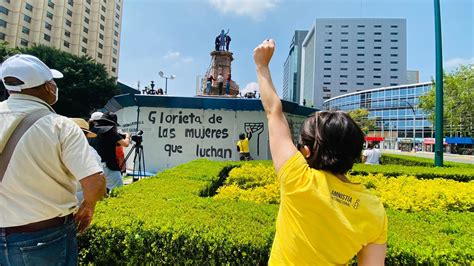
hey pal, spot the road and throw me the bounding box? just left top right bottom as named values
left=382, top=150, right=474, bottom=164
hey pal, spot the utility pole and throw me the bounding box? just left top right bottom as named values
left=434, top=0, right=444, bottom=166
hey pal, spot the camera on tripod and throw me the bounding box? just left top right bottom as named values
left=131, top=130, right=144, bottom=144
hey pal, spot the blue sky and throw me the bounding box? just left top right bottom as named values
left=118, top=0, right=473, bottom=96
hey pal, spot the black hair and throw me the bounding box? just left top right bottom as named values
left=299, top=111, right=365, bottom=174
left=239, top=133, right=245, bottom=140
left=367, top=142, right=376, bottom=149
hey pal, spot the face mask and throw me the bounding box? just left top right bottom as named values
left=49, top=83, right=59, bottom=105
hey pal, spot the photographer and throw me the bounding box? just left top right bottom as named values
left=94, top=112, right=130, bottom=191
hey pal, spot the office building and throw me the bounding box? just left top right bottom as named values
left=283, top=30, right=308, bottom=103
left=301, top=18, right=407, bottom=109
left=407, top=70, right=420, bottom=84
left=0, top=0, right=123, bottom=77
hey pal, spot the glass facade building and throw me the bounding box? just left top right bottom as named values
left=283, top=30, right=308, bottom=103
left=323, top=82, right=433, bottom=150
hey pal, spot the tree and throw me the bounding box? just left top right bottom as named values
left=419, top=65, right=474, bottom=136
left=347, top=109, right=375, bottom=134
left=0, top=43, right=119, bottom=117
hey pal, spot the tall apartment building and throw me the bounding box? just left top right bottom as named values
left=0, top=0, right=123, bottom=77
left=283, top=30, right=308, bottom=103
left=300, top=18, right=407, bottom=109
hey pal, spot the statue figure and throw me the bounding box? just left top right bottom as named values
left=215, top=29, right=230, bottom=51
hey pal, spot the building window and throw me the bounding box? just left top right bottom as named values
left=98, top=43, right=103, bottom=49
left=390, top=32, right=398, bottom=35
left=374, top=83, right=381, bottom=86
left=324, top=60, right=331, bottom=63
left=86, top=0, right=91, bottom=4
left=82, top=47, right=87, bottom=53
left=84, top=17, right=89, bottom=24
left=374, top=75, right=381, bottom=78
left=324, top=46, right=332, bottom=49
left=101, top=15, right=105, bottom=21
left=325, top=25, right=332, bottom=28
left=22, top=26, right=30, bottom=35
left=98, top=52, right=103, bottom=59
left=114, top=30, right=119, bottom=37
left=390, top=76, right=398, bottom=79
left=374, top=61, right=381, bottom=64
left=68, top=0, right=73, bottom=7
left=357, top=39, right=364, bottom=42
left=391, top=47, right=398, bottom=50
left=46, top=11, right=53, bottom=19
left=341, top=32, right=348, bottom=35
left=25, top=3, right=33, bottom=12
left=99, top=24, right=105, bottom=31
left=45, top=22, right=52, bottom=30
left=341, top=53, right=348, bottom=56
left=341, top=46, right=348, bottom=49
left=391, top=25, right=398, bottom=28
left=356, top=75, right=364, bottom=78
left=341, top=25, right=348, bottom=28
left=20, top=39, right=28, bottom=46
left=48, top=0, right=54, bottom=9
left=357, top=83, right=364, bottom=86
left=115, top=13, right=120, bottom=19
left=390, top=54, right=398, bottom=57
left=82, top=37, right=88, bottom=44
left=324, top=53, right=332, bottom=56
left=391, top=39, right=398, bottom=43
left=357, top=60, right=364, bottom=63
left=357, top=68, right=364, bottom=71
left=115, top=21, right=119, bottom=28
left=64, top=40, right=70, bottom=48
left=390, top=83, right=398, bottom=86
left=323, top=75, right=331, bottom=78
left=43, top=33, right=51, bottom=41
left=373, top=68, right=381, bottom=71
left=0, top=32, right=5, bottom=40
left=357, top=32, right=364, bottom=35
left=326, top=32, right=333, bottom=35
left=324, top=67, right=331, bottom=70
left=374, top=54, right=381, bottom=57
left=85, top=7, right=90, bottom=14
left=340, top=89, right=348, bottom=92
left=66, top=9, right=72, bottom=16
left=64, top=30, right=70, bottom=37
left=340, top=75, right=348, bottom=78
left=111, top=67, right=116, bottom=73
left=341, top=39, right=348, bottom=42
left=340, top=60, right=348, bottom=63
left=0, top=6, right=9, bottom=15
left=357, top=46, right=364, bottom=49
left=325, top=39, right=332, bottom=42
left=83, top=27, right=88, bottom=33
left=340, top=67, right=348, bottom=71
left=116, top=3, right=121, bottom=10
left=374, top=39, right=382, bottom=42
left=340, top=82, right=348, bottom=85
left=0, top=19, right=7, bottom=28
left=101, top=5, right=106, bottom=12
left=357, top=53, right=364, bottom=56
left=113, top=48, right=117, bottom=55
left=323, top=87, right=331, bottom=92
left=374, top=46, right=381, bottom=49
left=374, top=32, right=382, bottom=35
left=99, top=33, right=104, bottom=40
left=357, top=25, right=365, bottom=28
left=112, top=58, right=117, bottom=63
left=390, top=68, right=398, bottom=71
left=65, top=19, right=71, bottom=27
left=374, top=25, right=382, bottom=28
left=323, top=82, right=331, bottom=85
left=24, top=14, right=31, bottom=23
left=390, top=61, right=398, bottom=64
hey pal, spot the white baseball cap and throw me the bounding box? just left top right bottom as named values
left=90, top=111, right=104, bottom=121
left=0, top=54, right=63, bottom=91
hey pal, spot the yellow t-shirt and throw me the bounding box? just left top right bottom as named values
left=237, top=138, right=249, bottom=153
left=269, top=152, right=387, bottom=265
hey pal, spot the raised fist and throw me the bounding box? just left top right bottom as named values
left=253, top=39, right=275, bottom=68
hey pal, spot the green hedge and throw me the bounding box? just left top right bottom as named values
left=381, top=153, right=474, bottom=168
left=78, top=160, right=473, bottom=264
left=351, top=164, right=474, bottom=182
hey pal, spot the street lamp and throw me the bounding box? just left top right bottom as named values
left=401, top=100, right=416, bottom=152
left=159, top=71, right=176, bottom=95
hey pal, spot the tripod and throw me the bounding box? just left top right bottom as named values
left=122, top=139, right=146, bottom=182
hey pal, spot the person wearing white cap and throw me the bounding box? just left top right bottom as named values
left=0, top=54, right=106, bottom=265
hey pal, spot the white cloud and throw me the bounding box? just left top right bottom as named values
left=444, top=57, right=474, bottom=69
left=208, top=0, right=278, bottom=20
left=163, top=50, right=194, bottom=64
left=240, top=82, right=259, bottom=94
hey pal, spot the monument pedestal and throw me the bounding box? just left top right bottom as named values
left=203, top=51, right=239, bottom=96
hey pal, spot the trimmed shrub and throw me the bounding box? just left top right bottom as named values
left=78, top=159, right=474, bottom=264
left=381, top=153, right=474, bottom=168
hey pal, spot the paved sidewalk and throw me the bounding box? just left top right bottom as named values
left=382, top=149, right=474, bottom=164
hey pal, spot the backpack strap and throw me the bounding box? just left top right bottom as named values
left=0, top=109, right=52, bottom=182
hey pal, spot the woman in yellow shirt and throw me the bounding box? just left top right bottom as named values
left=254, top=39, right=387, bottom=265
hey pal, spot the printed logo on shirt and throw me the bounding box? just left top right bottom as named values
left=331, top=190, right=356, bottom=207
left=352, top=199, right=361, bottom=209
